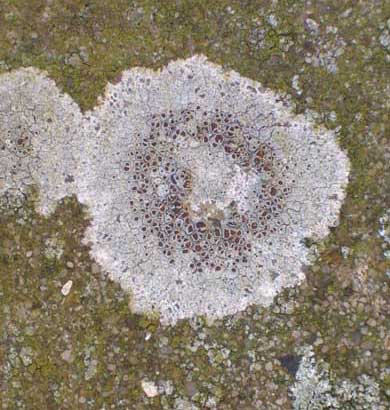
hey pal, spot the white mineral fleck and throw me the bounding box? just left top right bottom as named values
left=304, top=18, right=319, bottom=35
left=19, top=347, right=33, bottom=367
left=292, top=74, right=303, bottom=95
left=142, top=380, right=159, bottom=397
left=61, top=280, right=73, bottom=296
left=61, top=349, right=73, bottom=363
left=380, top=30, right=390, bottom=51
left=267, top=14, right=278, bottom=28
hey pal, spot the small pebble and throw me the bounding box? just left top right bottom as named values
left=61, top=280, right=73, bottom=296
left=141, top=380, right=159, bottom=397
left=61, top=349, right=73, bottom=363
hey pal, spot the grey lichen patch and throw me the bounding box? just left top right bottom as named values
left=302, top=20, right=346, bottom=74
left=379, top=19, right=390, bottom=53
left=0, top=55, right=350, bottom=325
left=82, top=56, right=350, bottom=324
left=378, top=209, right=390, bottom=259
left=0, top=67, right=83, bottom=214
left=291, top=346, right=383, bottom=410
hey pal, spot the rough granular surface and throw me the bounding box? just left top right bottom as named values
left=0, top=56, right=350, bottom=324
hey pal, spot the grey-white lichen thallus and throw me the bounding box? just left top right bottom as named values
left=291, top=346, right=382, bottom=409
left=0, top=67, right=83, bottom=214
left=0, top=56, right=350, bottom=325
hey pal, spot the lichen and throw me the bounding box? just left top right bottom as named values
left=82, top=56, right=350, bottom=324
left=378, top=209, right=390, bottom=259
left=291, top=346, right=383, bottom=410
left=0, top=67, right=83, bottom=214
left=0, top=56, right=349, bottom=325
